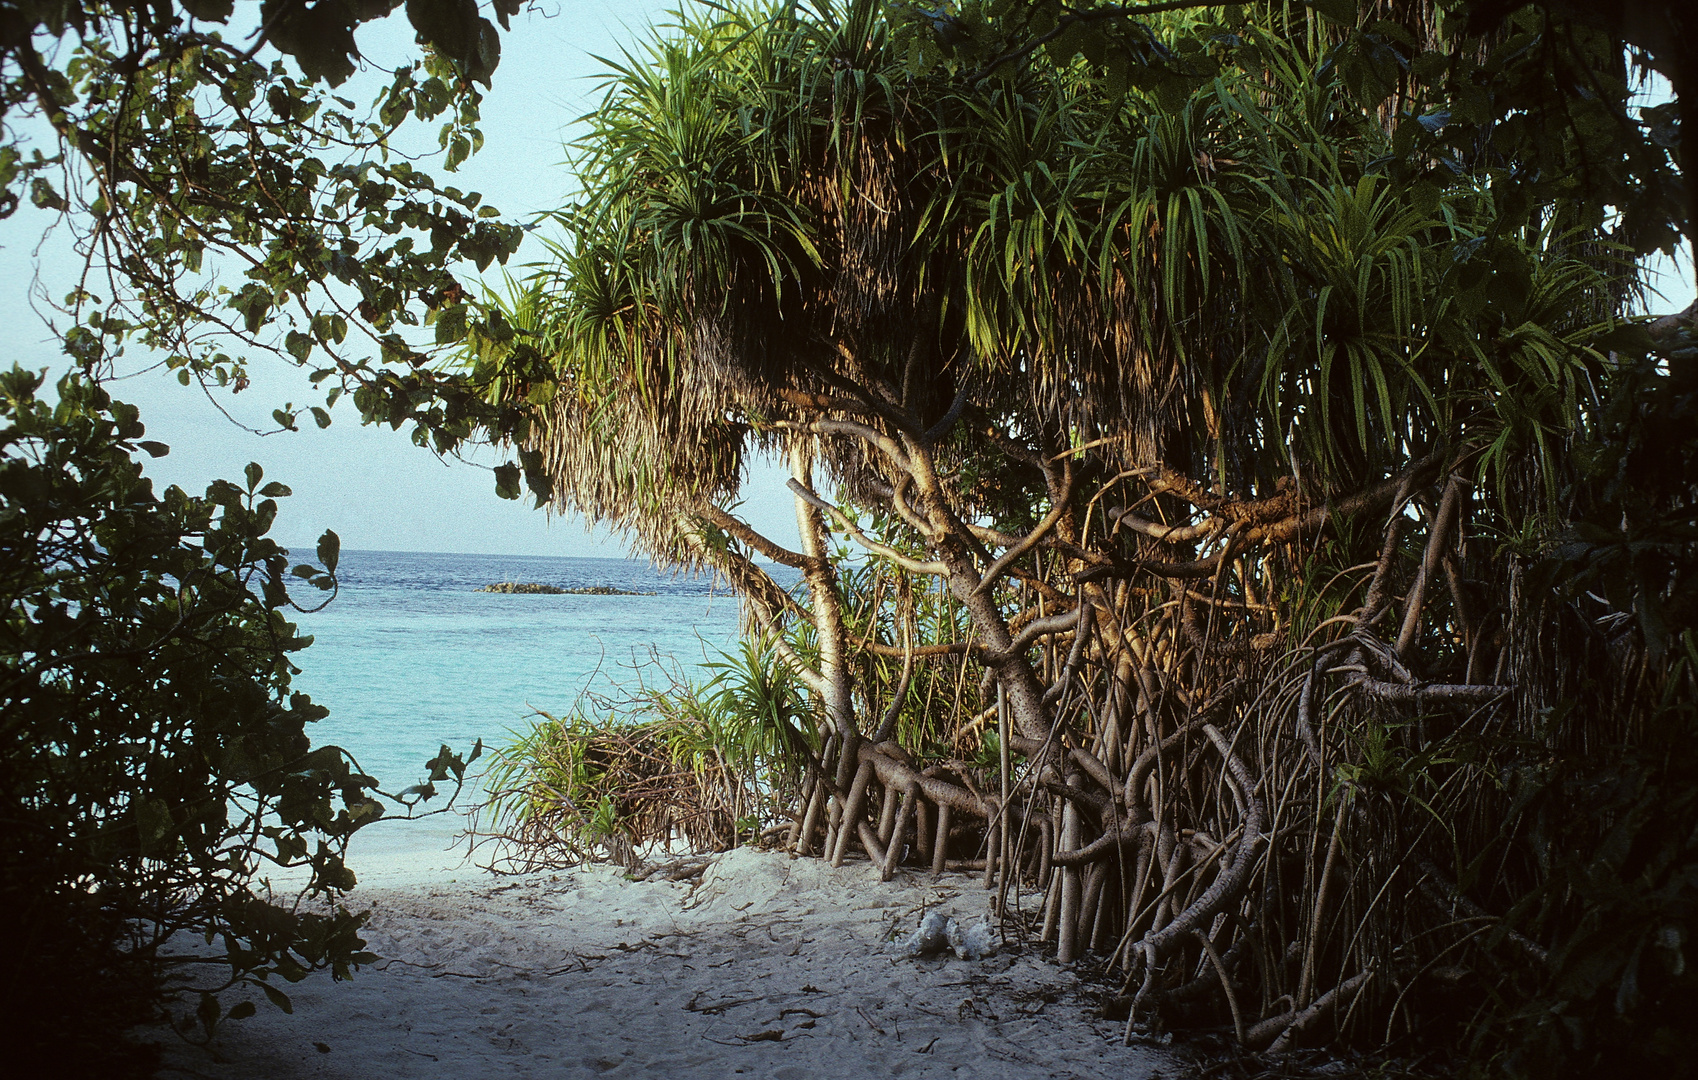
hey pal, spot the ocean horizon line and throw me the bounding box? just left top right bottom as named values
left=273, top=544, right=791, bottom=574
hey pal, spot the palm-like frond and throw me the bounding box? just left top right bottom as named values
left=476, top=4, right=1665, bottom=1059
left=479, top=2, right=1628, bottom=554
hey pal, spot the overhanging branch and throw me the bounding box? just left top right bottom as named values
left=785, top=478, right=948, bottom=576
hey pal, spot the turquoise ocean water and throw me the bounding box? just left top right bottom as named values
left=287, top=549, right=784, bottom=870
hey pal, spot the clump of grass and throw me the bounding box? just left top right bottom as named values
left=473, top=638, right=816, bottom=873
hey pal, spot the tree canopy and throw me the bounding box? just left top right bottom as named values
left=891, top=0, right=1692, bottom=262
left=482, top=2, right=1696, bottom=1072
left=1, top=0, right=545, bottom=459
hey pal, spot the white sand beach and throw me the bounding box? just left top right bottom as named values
left=154, top=846, right=1178, bottom=1079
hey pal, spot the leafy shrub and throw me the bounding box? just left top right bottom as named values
left=1498, top=666, right=1698, bottom=1079
left=1480, top=348, right=1698, bottom=1078
left=478, top=637, right=815, bottom=870
left=0, top=368, right=473, bottom=1070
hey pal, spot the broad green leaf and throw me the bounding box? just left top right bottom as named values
left=316, top=529, right=341, bottom=574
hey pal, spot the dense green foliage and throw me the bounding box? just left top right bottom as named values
left=0, top=1, right=515, bottom=1065
left=1489, top=344, right=1698, bottom=1077
left=505, top=0, right=1640, bottom=555
left=486, top=2, right=1696, bottom=1075
left=889, top=0, right=1691, bottom=259
left=0, top=367, right=477, bottom=1068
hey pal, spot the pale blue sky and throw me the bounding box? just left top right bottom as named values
left=0, top=1, right=804, bottom=559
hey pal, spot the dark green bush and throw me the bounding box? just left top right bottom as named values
left=0, top=367, right=470, bottom=1071
left=1478, top=347, right=1698, bottom=1079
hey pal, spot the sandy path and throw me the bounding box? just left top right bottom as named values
left=156, top=849, right=1176, bottom=1079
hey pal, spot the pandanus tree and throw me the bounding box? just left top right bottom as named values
left=480, top=0, right=1687, bottom=1066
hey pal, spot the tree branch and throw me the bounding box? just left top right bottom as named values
left=785, top=478, right=949, bottom=576
left=973, top=467, right=1074, bottom=595
left=1349, top=676, right=1512, bottom=705
left=697, top=503, right=818, bottom=571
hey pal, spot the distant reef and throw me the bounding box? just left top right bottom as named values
left=478, top=582, right=655, bottom=596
